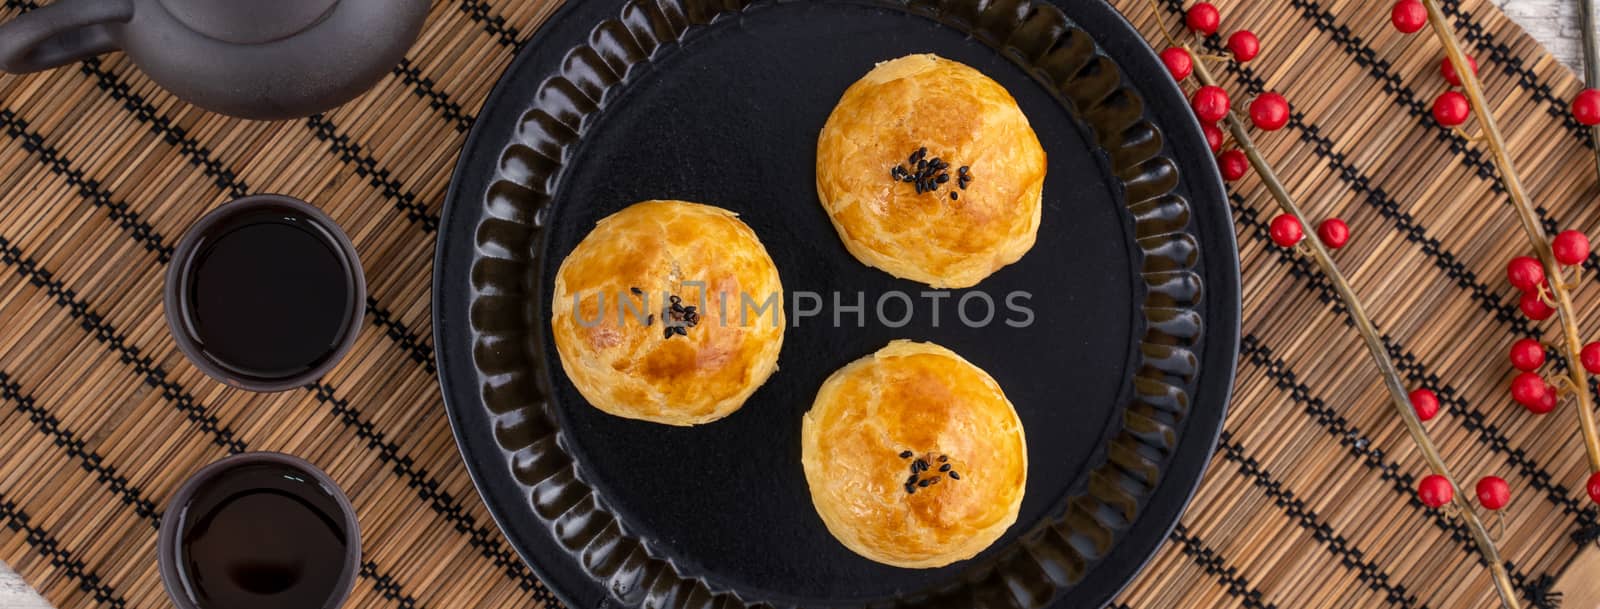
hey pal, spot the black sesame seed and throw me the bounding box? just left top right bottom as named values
left=899, top=451, right=914, bottom=459
left=663, top=325, right=673, bottom=339
left=936, top=174, right=949, bottom=184
left=910, top=463, right=920, bottom=474
left=905, top=485, right=916, bottom=494
left=916, top=159, right=927, bottom=171
left=950, top=192, right=958, bottom=200
left=674, top=326, right=688, bottom=336
left=918, top=479, right=931, bottom=487
left=939, top=464, right=951, bottom=472
left=670, top=295, right=681, bottom=304
left=948, top=471, right=960, bottom=480
left=938, top=455, right=948, bottom=463
left=907, top=473, right=918, bottom=484
left=646, top=314, right=654, bottom=326
left=630, top=287, right=643, bottom=295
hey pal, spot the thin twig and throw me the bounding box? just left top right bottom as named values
left=1580, top=0, right=1600, bottom=180
left=1189, top=48, right=1522, bottom=609
left=1418, top=0, right=1600, bottom=476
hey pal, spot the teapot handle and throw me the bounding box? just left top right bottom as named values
left=0, top=0, right=133, bottom=73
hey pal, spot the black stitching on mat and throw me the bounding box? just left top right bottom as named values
left=306, top=383, right=550, bottom=595
left=0, top=372, right=162, bottom=526
left=0, top=109, right=174, bottom=263
left=1240, top=335, right=1561, bottom=607
left=1174, top=0, right=1600, bottom=536
left=1168, top=523, right=1278, bottom=609
left=2, top=1, right=450, bottom=369
left=1217, top=432, right=1422, bottom=608
left=0, top=232, right=548, bottom=597
left=4, top=0, right=476, bottom=183
left=0, top=106, right=439, bottom=370
left=0, top=237, right=247, bottom=454
left=1204, top=86, right=1525, bottom=329
left=1435, top=0, right=1594, bottom=146
left=367, top=296, right=438, bottom=374
left=5, top=0, right=248, bottom=198
left=393, top=58, right=476, bottom=134
left=0, top=102, right=439, bottom=369
left=303, top=114, right=441, bottom=232
left=0, top=105, right=437, bottom=373
left=1277, top=0, right=1497, bottom=186
left=0, top=498, right=127, bottom=609
left=361, top=561, right=421, bottom=609
left=458, top=0, right=524, bottom=50
left=1258, top=0, right=1600, bottom=276
left=0, top=0, right=532, bottom=600
left=1240, top=335, right=1560, bottom=609
left=0, top=374, right=436, bottom=609
left=1233, top=201, right=1600, bottom=533
left=1158, top=1, right=1543, bottom=335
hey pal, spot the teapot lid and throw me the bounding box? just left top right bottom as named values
left=159, top=0, right=338, bottom=44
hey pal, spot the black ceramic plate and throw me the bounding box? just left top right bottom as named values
left=434, top=1, right=1239, bottom=608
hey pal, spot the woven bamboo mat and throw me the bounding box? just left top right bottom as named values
left=0, top=0, right=1594, bottom=607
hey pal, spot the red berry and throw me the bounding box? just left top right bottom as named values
left=1574, top=89, right=1600, bottom=126
left=1511, top=371, right=1549, bottom=407
left=1509, top=338, right=1545, bottom=371
left=1317, top=218, right=1349, bottom=249
left=1186, top=3, right=1221, bottom=35
left=1392, top=0, right=1428, bottom=34
left=1418, top=474, right=1453, bottom=508
left=1441, top=55, right=1478, bottom=87
left=1588, top=471, right=1600, bottom=504
left=1506, top=256, right=1545, bottom=292
left=1553, top=230, right=1590, bottom=265
left=1432, top=91, right=1470, bottom=127
left=1192, top=86, right=1231, bottom=123
left=1475, top=476, right=1510, bottom=510
left=1269, top=214, right=1304, bottom=247
left=1409, top=388, right=1439, bottom=421
left=1582, top=342, right=1600, bottom=374
left=1529, top=388, right=1558, bottom=414
left=1520, top=292, right=1555, bottom=320
left=1161, top=47, right=1194, bottom=81
left=1228, top=30, right=1260, bottom=62
left=1203, top=122, right=1224, bottom=153
left=1249, top=93, right=1290, bottom=131
left=1218, top=149, right=1249, bottom=181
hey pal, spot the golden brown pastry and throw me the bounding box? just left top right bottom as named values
left=801, top=340, right=1027, bottom=568
left=816, top=53, right=1046, bottom=289
left=550, top=200, right=785, bottom=426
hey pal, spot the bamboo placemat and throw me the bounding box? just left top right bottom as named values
left=0, top=0, right=1593, bottom=607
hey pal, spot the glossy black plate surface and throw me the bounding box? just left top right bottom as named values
left=434, top=1, right=1239, bottom=608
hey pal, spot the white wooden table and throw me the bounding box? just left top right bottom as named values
left=0, top=2, right=1582, bottom=608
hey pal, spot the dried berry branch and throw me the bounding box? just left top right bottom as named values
left=1184, top=47, right=1522, bottom=609
left=1581, top=0, right=1600, bottom=177
left=1413, top=0, right=1600, bottom=481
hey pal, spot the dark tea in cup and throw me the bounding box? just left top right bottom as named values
left=164, top=194, right=364, bottom=391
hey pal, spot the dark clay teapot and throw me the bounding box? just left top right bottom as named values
left=0, top=0, right=428, bottom=120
